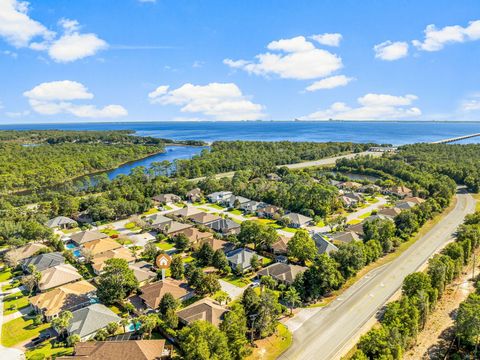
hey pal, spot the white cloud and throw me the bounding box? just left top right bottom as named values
left=5, top=110, right=29, bottom=118
left=24, top=80, right=127, bottom=118
left=300, top=93, right=421, bottom=120
left=306, top=75, right=353, bottom=91
left=0, top=0, right=54, bottom=47
left=149, top=82, right=265, bottom=121
left=310, top=33, right=342, bottom=47
left=461, top=93, right=480, bottom=112
left=0, top=3, right=106, bottom=62
left=48, top=31, right=107, bottom=63
left=374, top=41, right=408, bottom=61
left=413, top=20, right=480, bottom=51
left=224, top=35, right=342, bottom=80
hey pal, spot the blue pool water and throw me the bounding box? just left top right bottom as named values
left=65, top=243, right=76, bottom=250
left=128, top=322, right=141, bottom=332
left=73, top=249, right=82, bottom=257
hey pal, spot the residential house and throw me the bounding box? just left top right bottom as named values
left=65, top=304, right=121, bottom=341
left=387, top=185, right=413, bottom=198
left=91, top=247, right=136, bottom=274
left=266, top=173, right=282, bottom=181
left=256, top=205, right=281, bottom=219
left=188, top=212, right=222, bottom=226
left=30, top=280, right=96, bottom=321
left=56, top=340, right=170, bottom=360
left=377, top=207, right=402, bottom=219
left=240, top=200, right=266, bottom=213
left=270, top=236, right=291, bottom=255
left=329, top=231, right=360, bottom=244
left=146, top=214, right=172, bottom=228
left=194, top=237, right=235, bottom=253
left=404, top=196, right=425, bottom=204
left=175, top=227, right=214, bottom=248
left=257, top=263, right=307, bottom=285
left=226, top=195, right=250, bottom=208
left=129, top=261, right=157, bottom=286
left=186, top=188, right=203, bottom=203
left=156, top=220, right=193, bottom=237
left=138, top=279, right=193, bottom=310
left=206, top=218, right=241, bottom=235
left=152, top=194, right=181, bottom=204
left=168, top=206, right=202, bottom=219
left=177, top=298, right=228, bottom=327
left=340, top=192, right=364, bottom=208
left=23, top=252, right=65, bottom=272
left=38, top=264, right=83, bottom=292
left=4, top=243, right=48, bottom=266
left=45, top=216, right=77, bottom=229
left=226, top=248, right=264, bottom=273
left=83, top=238, right=122, bottom=257
left=282, top=212, right=313, bottom=228
left=395, top=201, right=416, bottom=210
left=70, top=231, right=108, bottom=247
left=312, top=233, right=339, bottom=255
left=359, top=184, right=382, bottom=194
left=364, top=214, right=394, bottom=222
left=338, top=181, right=363, bottom=190
left=207, top=191, right=232, bottom=203
left=346, top=222, right=365, bottom=238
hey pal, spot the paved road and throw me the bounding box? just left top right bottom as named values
left=189, top=151, right=383, bottom=181
left=280, top=189, right=476, bottom=360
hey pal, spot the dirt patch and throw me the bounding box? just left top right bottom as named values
left=403, top=258, right=477, bottom=360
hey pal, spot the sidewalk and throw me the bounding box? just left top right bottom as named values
left=0, top=280, right=25, bottom=359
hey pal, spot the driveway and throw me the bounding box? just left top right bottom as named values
left=218, top=279, right=248, bottom=300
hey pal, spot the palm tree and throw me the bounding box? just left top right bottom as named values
left=120, top=317, right=130, bottom=333
left=52, top=311, right=73, bottom=339
left=284, top=287, right=301, bottom=315
left=140, top=314, right=158, bottom=339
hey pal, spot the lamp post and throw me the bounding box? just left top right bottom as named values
left=249, top=314, right=258, bottom=346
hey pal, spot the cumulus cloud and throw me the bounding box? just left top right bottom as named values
left=24, top=80, right=127, bottom=118
left=0, top=2, right=107, bottom=62
left=460, top=94, right=480, bottom=112
left=305, top=75, right=354, bottom=91
left=224, top=35, right=342, bottom=80
left=374, top=41, right=408, bottom=61
left=148, top=82, right=265, bottom=121
left=413, top=20, right=480, bottom=51
left=300, top=93, right=421, bottom=120
left=0, top=0, right=54, bottom=47
left=310, top=33, right=342, bottom=47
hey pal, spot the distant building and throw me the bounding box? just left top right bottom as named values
left=188, top=212, right=222, bottom=225
left=45, top=216, right=77, bottom=229
left=207, top=191, right=233, bottom=203
left=226, top=248, right=264, bottom=273
left=257, top=263, right=307, bottom=285
left=70, top=231, right=108, bottom=246
left=177, top=298, right=228, bottom=327
left=386, top=185, right=413, bottom=198
left=329, top=231, right=361, bottom=244
left=312, top=233, right=338, bottom=255
left=152, top=194, right=181, bottom=204
left=206, top=218, right=241, bottom=235
left=256, top=204, right=281, bottom=219
left=5, top=243, right=48, bottom=266
left=186, top=188, right=203, bottom=203
left=282, top=212, right=313, bottom=228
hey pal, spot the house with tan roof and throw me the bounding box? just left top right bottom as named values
left=404, top=196, right=425, bottom=204
left=4, top=243, right=48, bottom=266
left=57, top=340, right=170, bottom=360
left=38, top=263, right=83, bottom=292
left=378, top=207, right=402, bottom=218
left=194, top=237, right=235, bottom=253
left=168, top=206, right=202, bottom=218
left=177, top=298, right=228, bottom=327
left=270, top=236, right=291, bottom=255
left=387, top=185, right=413, bottom=198
left=156, top=220, right=193, bottom=236
left=91, top=247, right=136, bottom=274
left=138, top=279, right=193, bottom=310
left=257, top=263, right=307, bottom=285
left=129, top=261, right=157, bottom=286
left=30, top=280, right=96, bottom=321
left=256, top=204, right=281, bottom=219
left=282, top=212, right=313, bottom=228
left=70, top=231, right=108, bottom=246
left=175, top=227, right=214, bottom=248
left=329, top=231, right=361, bottom=244
left=153, top=193, right=181, bottom=204
left=186, top=188, right=203, bottom=203
left=188, top=212, right=222, bottom=225
left=83, top=238, right=121, bottom=256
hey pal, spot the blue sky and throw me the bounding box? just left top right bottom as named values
left=0, top=0, right=479, bottom=123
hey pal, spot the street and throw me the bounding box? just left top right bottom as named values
left=280, top=189, right=476, bottom=360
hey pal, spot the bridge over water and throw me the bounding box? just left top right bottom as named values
left=431, top=133, right=480, bottom=144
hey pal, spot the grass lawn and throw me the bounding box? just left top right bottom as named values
left=222, top=274, right=251, bottom=288
left=474, top=193, right=480, bottom=211
left=155, top=241, right=175, bottom=251
left=183, top=256, right=195, bottom=263
left=0, top=268, right=13, bottom=282
left=1, top=316, right=50, bottom=347
left=60, top=227, right=80, bottom=234
left=368, top=197, right=380, bottom=204
left=174, top=202, right=186, bottom=208
left=116, top=237, right=133, bottom=246
left=208, top=203, right=225, bottom=210
left=359, top=211, right=372, bottom=219
left=101, top=228, right=120, bottom=236
left=347, top=219, right=362, bottom=225
left=247, top=324, right=292, bottom=360
left=231, top=218, right=243, bottom=224
left=163, top=205, right=173, bottom=211
left=2, top=279, right=20, bottom=292
left=281, top=227, right=298, bottom=233
left=142, top=208, right=159, bottom=216
left=197, top=207, right=211, bottom=212
left=262, top=257, right=274, bottom=266
left=124, top=222, right=141, bottom=231
left=108, top=304, right=123, bottom=315
left=26, top=340, right=73, bottom=360
left=228, top=209, right=243, bottom=215
left=3, top=291, right=29, bottom=315
left=316, top=219, right=326, bottom=227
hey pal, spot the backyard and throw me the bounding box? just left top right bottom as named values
left=1, top=316, right=50, bottom=347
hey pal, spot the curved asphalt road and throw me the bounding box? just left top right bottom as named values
left=280, top=188, right=476, bottom=360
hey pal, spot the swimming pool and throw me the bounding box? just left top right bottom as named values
left=65, top=242, right=76, bottom=250
left=127, top=322, right=141, bottom=332
left=73, top=249, right=82, bottom=257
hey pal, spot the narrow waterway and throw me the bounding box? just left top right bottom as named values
left=105, top=145, right=207, bottom=179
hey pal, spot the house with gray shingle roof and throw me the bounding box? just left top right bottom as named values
left=206, top=218, right=241, bottom=235
left=70, top=231, right=107, bottom=246
left=22, top=252, right=65, bottom=272
left=226, top=248, right=263, bottom=273
left=282, top=212, right=313, bottom=228
left=45, top=216, right=77, bottom=229
left=312, top=233, right=338, bottom=255
left=66, top=303, right=121, bottom=341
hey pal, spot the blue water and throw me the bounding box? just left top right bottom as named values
left=65, top=242, right=76, bottom=250
left=128, top=322, right=141, bottom=332
left=2, top=121, right=480, bottom=145
left=106, top=145, right=206, bottom=180
left=73, top=249, right=81, bottom=257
